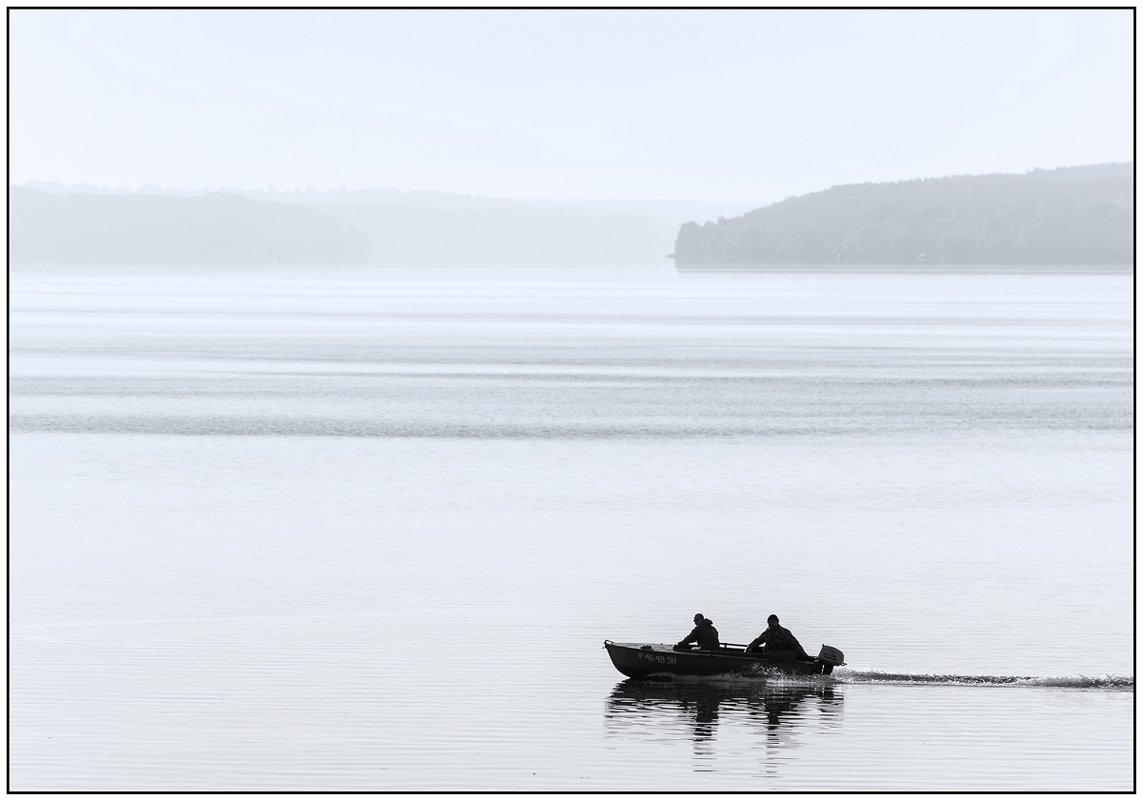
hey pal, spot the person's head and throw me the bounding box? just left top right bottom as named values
left=693, top=613, right=705, bottom=624
left=767, top=614, right=779, bottom=628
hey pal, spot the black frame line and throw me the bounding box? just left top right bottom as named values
left=6, top=3, right=1133, bottom=795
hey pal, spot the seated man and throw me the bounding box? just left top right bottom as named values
left=746, top=614, right=809, bottom=659
left=675, top=613, right=720, bottom=651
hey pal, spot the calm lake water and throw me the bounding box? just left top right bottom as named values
left=9, top=265, right=1134, bottom=791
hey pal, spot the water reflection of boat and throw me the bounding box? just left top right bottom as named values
left=604, top=640, right=844, bottom=678
left=605, top=678, right=843, bottom=754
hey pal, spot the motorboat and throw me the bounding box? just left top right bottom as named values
left=604, top=640, right=845, bottom=678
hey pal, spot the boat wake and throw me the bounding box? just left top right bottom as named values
left=654, top=669, right=1132, bottom=691
left=834, top=669, right=1133, bottom=690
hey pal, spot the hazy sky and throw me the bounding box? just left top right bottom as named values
left=9, top=9, right=1133, bottom=202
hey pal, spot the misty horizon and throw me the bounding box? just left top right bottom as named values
left=11, top=161, right=1132, bottom=268
left=11, top=158, right=1133, bottom=208
left=9, top=9, right=1132, bottom=202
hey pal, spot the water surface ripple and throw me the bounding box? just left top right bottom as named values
left=9, top=268, right=1133, bottom=791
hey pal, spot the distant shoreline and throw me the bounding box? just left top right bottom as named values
left=674, top=164, right=1133, bottom=268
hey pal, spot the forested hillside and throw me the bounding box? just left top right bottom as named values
left=674, top=164, right=1133, bottom=266
left=9, top=188, right=370, bottom=264
left=10, top=184, right=756, bottom=267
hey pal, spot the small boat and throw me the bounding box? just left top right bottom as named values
left=604, top=640, right=845, bottom=679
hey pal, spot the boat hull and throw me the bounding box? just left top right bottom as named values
left=604, top=641, right=836, bottom=678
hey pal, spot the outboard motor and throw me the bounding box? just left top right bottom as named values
left=817, top=645, right=845, bottom=668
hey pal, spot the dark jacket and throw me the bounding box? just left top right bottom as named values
left=748, top=624, right=808, bottom=658
left=677, top=618, right=720, bottom=650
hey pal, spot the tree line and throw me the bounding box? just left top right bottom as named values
left=674, top=163, right=1133, bottom=266
left=9, top=188, right=371, bottom=264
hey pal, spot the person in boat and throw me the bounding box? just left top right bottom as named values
left=745, top=614, right=809, bottom=660
left=675, top=613, right=720, bottom=651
